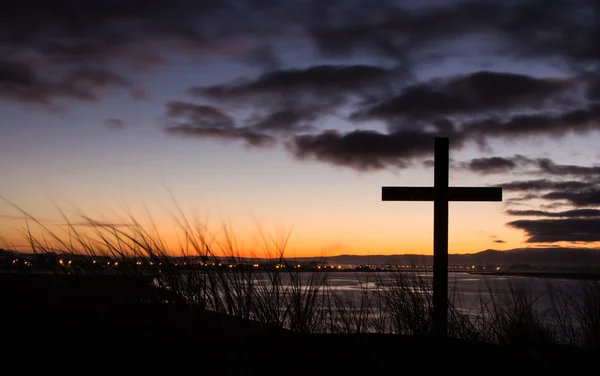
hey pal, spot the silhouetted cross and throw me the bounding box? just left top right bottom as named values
left=382, top=137, right=502, bottom=345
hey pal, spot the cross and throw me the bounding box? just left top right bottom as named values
left=382, top=137, right=502, bottom=345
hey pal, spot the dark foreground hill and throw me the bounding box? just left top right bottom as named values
left=1, top=273, right=598, bottom=374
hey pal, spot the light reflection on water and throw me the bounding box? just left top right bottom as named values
left=176, top=271, right=593, bottom=313
left=161, top=271, right=597, bottom=338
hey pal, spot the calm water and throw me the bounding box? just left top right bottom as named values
left=175, top=270, right=599, bottom=339
left=223, top=271, right=594, bottom=314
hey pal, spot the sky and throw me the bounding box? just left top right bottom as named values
left=1, top=0, right=600, bottom=257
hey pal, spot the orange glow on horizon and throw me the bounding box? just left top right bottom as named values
left=2, top=200, right=594, bottom=258
left=0, top=216, right=542, bottom=258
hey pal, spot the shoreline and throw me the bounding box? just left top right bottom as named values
left=3, top=267, right=600, bottom=280
left=468, top=270, right=600, bottom=281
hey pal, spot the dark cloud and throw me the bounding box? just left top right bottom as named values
left=458, top=155, right=535, bottom=174
left=540, top=202, right=569, bottom=210
left=462, top=157, right=517, bottom=175
left=0, top=0, right=288, bottom=105
left=287, top=101, right=600, bottom=170
left=3, top=0, right=599, bottom=107
left=244, top=105, right=322, bottom=133
left=589, top=76, right=600, bottom=101
left=308, top=2, right=502, bottom=59
left=288, top=128, right=463, bottom=171
left=164, top=100, right=274, bottom=147
left=163, top=99, right=313, bottom=144
left=462, top=104, right=600, bottom=141
left=500, top=163, right=600, bottom=228
left=284, top=0, right=599, bottom=172
left=104, top=118, right=125, bottom=131
left=185, top=64, right=398, bottom=136
left=0, top=60, right=132, bottom=106
left=507, top=218, right=600, bottom=243
left=506, top=209, right=600, bottom=218
left=1, top=1, right=242, bottom=61
left=309, top=0, right=600, bottom=66
left=542, top=190, right=600, bottom=207
left=166, top=125, right=275, bottom=147
left=493, top=240, right=507, bottom=244
left=506, top=194, right=540, bottom=203
left=352, top=71, right=571, bottom=122
left=507, top=2, right=600, bottom=65
left=166, top=101, right=235, bottom=129
left=470, top=158, right=600, bottom=215
left=241, top=44, right=282, bottom=71
left=501, top=179, right=593, bottom=192
left=188, top=65, right=597, bottom=171
left=189, top=64, right=394, bottom=102
left=537, top=158, right=600, bottom=177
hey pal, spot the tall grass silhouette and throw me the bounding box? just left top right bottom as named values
left=1, top=200, right=599, bottom=351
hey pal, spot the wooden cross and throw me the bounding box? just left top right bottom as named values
left=382, top=137, right=502, bottom=345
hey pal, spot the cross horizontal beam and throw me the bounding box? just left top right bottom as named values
left=382, top=186, right=502, bottom=202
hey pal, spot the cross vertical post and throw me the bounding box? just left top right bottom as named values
left=433, top=137, right=449, bottom=345
left=381, top=137, right=502, bottom=347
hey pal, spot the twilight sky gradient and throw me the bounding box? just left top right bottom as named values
left=2, top=0, right=600, bottom=257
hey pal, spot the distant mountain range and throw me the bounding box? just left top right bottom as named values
left=3, top=247, right=600, bottom=267
left=318, top=248, right=600, bottom=267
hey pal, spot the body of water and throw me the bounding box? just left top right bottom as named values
left=186, top=270, right=596, bottom=317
